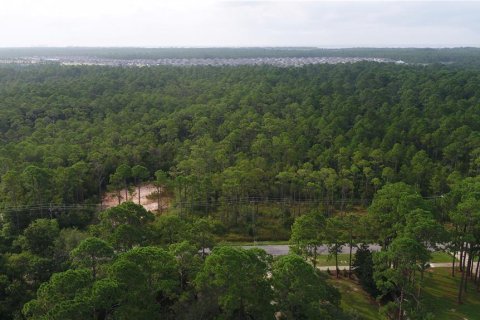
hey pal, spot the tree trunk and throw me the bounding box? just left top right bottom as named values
left=459, top=242, right=465, bottom=272
left=474, top=255, right=480, bottom=290
left=335, top=248, right=339, bottom=278
left=458, top=251, right=467, bottom=304
left=398, top=288, right=404, bottom=320
left=465, top=247, right=473, bottom=292
left=156, top=186, right=161, bottom=213
left=98, top=179, right=104, bottom=210
left=138, top=183, right=141, bottom=204
left=348, top=238, right=353, bottom=278
left=452, top=250, right=456, bottom=277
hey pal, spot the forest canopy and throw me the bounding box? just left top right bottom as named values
left=0, top=62, right=479, bottom=212
left=1, top=59, right=480, bottom=319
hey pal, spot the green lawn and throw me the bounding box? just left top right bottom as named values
left=329, top=267, right=480, bottom=320
left=316, top=252, right=455, bottom=267
left=328, top=277, right=379, bottom=320
left=422, top=267, right=480, bottom=320
left=430, top=252, right=457, bottom=263
left=316, top=254, right=351, bottom=267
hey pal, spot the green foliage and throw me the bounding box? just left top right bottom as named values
left=190, top=217, right=217, bottom=257
left=373, top=237, right=430, bottom=319
left=108, top=246, right=179, bottom=319
left=169, top=241, right=202, bottom=292
left=195, top=246, right=274, bottom=319
left=352, top=244, right=379, bottom=297
left=290, top=211, right=325, bottom=267
left=367, top=182, right=431, bottom=248
left=20, top=219, right=60, bottom=256
left=91, top=202, right=154, bottom=251
left=0, top=58, right=480, bottom=319
left=153, top=214, right=189, bottom=245
left=1, top=63, right=479, bottom=219
left=70, top=237, right=114, bottom=279
left=22, top=268, right=93, bottom=320
left=272, top=254, right=344, bottom=320
left=325, top=216, right=346, bottom=276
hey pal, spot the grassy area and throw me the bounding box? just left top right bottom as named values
left=422, top=267, right=480, bottom=320
left=328, top=277, right=379, bottom=320
left=430, top=252, right=457, bottom=263
left=317, top=254, right=351, bottom=267
left=316, top=252, right=455, bottom=267
left=329, top=267, right=480, bottom=320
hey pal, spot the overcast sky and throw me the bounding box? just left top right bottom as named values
left=0, top=0, right=479, bottom=48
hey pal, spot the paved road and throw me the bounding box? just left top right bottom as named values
left=242, top=244, right=382, bottom=256
left=238, top=245, right=470, bottom=272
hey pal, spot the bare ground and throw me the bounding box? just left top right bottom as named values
left=101, top=183, right=169, bottom=212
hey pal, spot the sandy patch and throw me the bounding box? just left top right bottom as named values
left=101, top=183, right=169, bottom=212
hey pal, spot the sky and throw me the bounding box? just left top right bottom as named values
left=0, top=0, right=479, bottom=48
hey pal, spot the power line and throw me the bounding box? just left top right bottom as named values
left=0, top=194, right=445, bottom=213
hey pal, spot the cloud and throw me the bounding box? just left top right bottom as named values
left=0, top=0, right=478, bottom=47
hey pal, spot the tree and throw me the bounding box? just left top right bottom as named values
left=195, top=246, right=274, bottom=319
left=108, top=171, right=123, bottom=204
left=107, top=246, right=179, bottom=319
left=70, top=237, right=114, bottom=279
left=353, top=244, right=379, bottom=297
left=3, top=251, right=54, bottom=319
left=21, top=219, right=60, bottom=257
left=168, top=241, right=202, bottom=291
left=0, top=170, right=24, bottom=207
left=271, top=254, right=344, bottom=320
left=91, top=202, right=154, bottom=251
left=403, top=209, right=445, bottom=250
left=131, top=165, right=149, bottom=204
left=22, top=269, right=94, bottom=320
left=343, top=213, right=361, bottom=277
left=290, top=211, right=325, bottom=268
left=446, top=176, right=480, bottom=303
left=367, top=182, right=430, bottom=249
left=325, top=216, right=345, bottom=278
left=154, top=169, right=169, bottom=213
left=153, top=214, right=188, bottom=245
left=111, top=164, right=132, bottom=202
left=21, top=165, right=53, bottom=206
left=190, top=217, right=216, bottom=258
left=410, top=151, right=433, bottom=192
left=374, top=237, right=430, bottom=320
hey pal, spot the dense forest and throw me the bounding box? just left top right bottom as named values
left=1, top=58, right=480, bottom=319
left=1, top=63, right=479, bottom=214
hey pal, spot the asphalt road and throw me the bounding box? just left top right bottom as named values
left=241, top=244, right=382, bottom=256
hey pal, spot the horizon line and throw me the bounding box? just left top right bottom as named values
left=0, top=46, right=479, bottom=49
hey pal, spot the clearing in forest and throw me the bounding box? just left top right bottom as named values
left=101, top=183, right=169, bottom=212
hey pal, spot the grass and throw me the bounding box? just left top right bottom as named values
left=317, top=254, right=351, bottom=267
left=430, top=251, right=457, bottom=263
left=316, top=252, right=455, bottom=268
left=327, top=276, right=379, bottom=320
left=329, top=267, right=480, bottom=320
left=422, top=267, right=480, bottom=320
